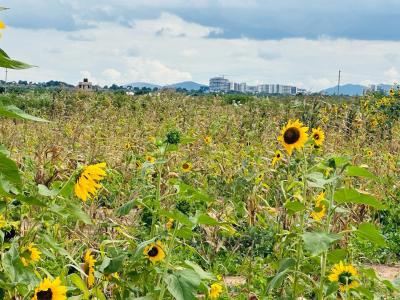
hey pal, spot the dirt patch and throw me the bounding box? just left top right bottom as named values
left=224, top=276, right=246, bottom=287
left=369, top=264, right=400, bottom=281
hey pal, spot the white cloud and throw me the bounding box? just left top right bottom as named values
left=3, top=12, right=400, bottom=91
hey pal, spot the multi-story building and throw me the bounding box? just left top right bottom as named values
left=209, top=77, right=230, bottom=93
left=77, top=78, right=93, bottom=91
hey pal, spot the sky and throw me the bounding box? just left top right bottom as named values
left=1, top=0, right=400, bottom=91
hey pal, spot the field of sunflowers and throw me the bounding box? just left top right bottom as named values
left=1, top=7, right=400, bottom=300
left=0, top=86, right=399, bottom=299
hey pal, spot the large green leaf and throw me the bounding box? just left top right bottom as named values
left=334, top=188, right=385, bottom=210
left=284, top=201, right=305, bottom=214
left=0, top=153, right=22, bottom=194
left=0, top=105, right=48, bottom=122
left=164, top=269, right=201, bottom=300
left=302, top=232, right=341, bottom=256
left=355, top=223, right=386, bottom=247
left=0, top=49, right=33, bottom=69
left=346, top=166, right=377, bottom=180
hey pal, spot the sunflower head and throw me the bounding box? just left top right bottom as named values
left=278, top=120, right=309, bottom=155
left=328, top=261, right=359, bottom=291
left=271, top=150, right=283, bottom=167
left=204, top=136, right=212, bottom=145
left=74, top=162, right=107, bottom=202
left=32, top=277, right=67, bottom=300
left=389, top=88, right=395, bottom=96
left=311, top=127, right=325, bottom=146
left=83, top=250, right=96, bottom=288
left=143, top=241, right=165, bottom=263
left=209, top=282, right=223, bottom=299
left=146, top=155, right=156, bottom=164
left=181, top=162, right=192, bottom=173
left=21, top=243, right=41, bottom=266
left=310, top=192, right=327, bottom=221
left=166, top=218, right=174, bottom=230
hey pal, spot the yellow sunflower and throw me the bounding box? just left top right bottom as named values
left=181, top=162, right=192, bottom=173
left=204, top=136, right=212, bottom=145
left=328, top=261, right=359, bottom=291
left=209, top=282, right=223, bottom=299
left=166, top=218, right=174, bottom=231
left=135, top=160, right=142, bottom=169
left=389, top=88, right=395, bottom=96
left=21, top=243, right=41, bottom=266
left=271, top=150, right=282, bottom=167
left=310, top=192, right=326, bottom=221
left=74, top=162, right=107, bottom=202
left=0, top=20, right=5, bottom=30
left=32, top=277, right=67, bottom=300
left=255, top=173, right=264, bottom=184
left=277, top=120, right=309, bottom=155
left=311, top=127, right=325, bottom=146
left=146, top=155, right=156, bottom=164
left=83, top=250, right=96, bottom=288
left=143, top=241, right=165, bottom=263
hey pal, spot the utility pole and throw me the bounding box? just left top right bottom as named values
left=336, top=70, right=341, bottom=96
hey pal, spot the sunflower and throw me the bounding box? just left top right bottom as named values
left=389, top=88, right=395, bottom=96
left=277, top=120, right=309, bottom=155
left=74, top=162, right=107, bottom=202
left=124, top=142, right=132, bottom=150
left=271, top=150, right=282, bottom=167
left=83, top=250, right=96, bottom=288
left=204, top=136, right=212, bottom=145
left=146, top=155, right=156, bottom=164
left=311, top=128, right=325, bottom=146
left=21, top=243, right=41, bottom=266
left=181, top=162, right=192, bottom=173
left=328, top=261, right=359, bottom=291
left=32, top=277, right=67, bottom=300
left=143, top=241, right=165, bottom=263
left=135, top=160, right=142, bottom=169
left=165, top=218, right=174, bottom=230
left=310, top=192, right=326, bottom=221
left=209, top=283, right=223, bottom=299
left=255, top=173, right=264, bottom=184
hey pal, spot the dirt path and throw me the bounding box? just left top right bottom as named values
left=369, top=264, right=400, bottom=281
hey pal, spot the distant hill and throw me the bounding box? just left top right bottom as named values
left=322, top=83, right=393, bottom=96
left=322, top=84, right=366, bottom=96
left=167, top=81, right=207, bottom=90
left=124, top=82, right=161, bottom=89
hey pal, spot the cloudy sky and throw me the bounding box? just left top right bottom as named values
left=1, top=0, right=400, bottom=90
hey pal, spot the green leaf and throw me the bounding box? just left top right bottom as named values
left=171, top=179, right=213, bottom=203
left=190, top=212, right=222, bottom=226
left=0, top=105, right=48, bottom=122
left=38, top=184, right=59, bottom=197
left=327, top=249, right=347, bottom=263
left=0, top=153, right=22, bottom=193
left=306, top=172, right=336, bottom=188
left=115, top=199, right=137, bottom=217
left=184, top=261, right=215, bottom=281
left=355, top=223, right=386, bottom=247
left=346, top=166, right=377, bottom=180
left=16, top=195, right=46, bottom=207
left=164, top=269, right=201, bottom=300
left=284, top=201, right=306, bottom=214
left=159, top=209, right=193, bottom=228
left=301, top=232, right=341, bottom=256
left=69, top=273, right=89, bottom=297
left=0, top=49, right=33, bottom=70
left=334, top=188, right=385, bottom=210
left=0, top=145, right=10, bottom=156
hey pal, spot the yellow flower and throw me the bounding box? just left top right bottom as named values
left=209, top=283, right=223, bottom=299
left=144, top=241, right=165, bottom=263
left=311, top=127, right=325, bottom=146
left=32, top=277, right=67, bottom=300
left=0, top=20, right=5, bottom=30
left=328, top=261, right=359, bottom=291
left=135, top=160, right=142, bottom=169
left=389, top=88, right=395, bottom=96
left=255, top=173, right=264, bottom=184
left=124, top=142, right=132, bottom=150
left=146, top=155, right=156, bottom=164
left=83, top=250, right=96, bottom=288
left=148, top=136, right=156, bottom=143
left=278, top=120, right=309, bottom=155
left=74, top=163, right=107, bottom=202
left=204, top=136, right=212, bottom=145
left=271, top=150, right=282, bottom=167
left=166, top=218, right=174, bottom=230
left=266, top=207, right=278, bottom=216
left=181, top=162, right=192, bottom=173
left=310, top=192, right=326, bottom=221
left=366, top=150, right=373, bottom=158
left=21, top=243, right=41, bottom=266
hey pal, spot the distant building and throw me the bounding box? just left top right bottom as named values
left=209, top=77, right=230, bottom=93
left=77, top=78, right=93, bottom=91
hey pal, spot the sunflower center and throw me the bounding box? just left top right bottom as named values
left=313, top=133, right=320, bottom=140
left=276, top=153, right=281, bottom=158
left=37, top=288, right=53, bottom=300
left=338, top=272, right=353, bottom=285
left=283, top=127, right=301, bottom=144
left=183, top=163, right=189, bottom=169
left=83, top=262, right=90, bottom=275
left=148, top=246, right=159, bottom=257
left=314, top=205, right=324, bottom=213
